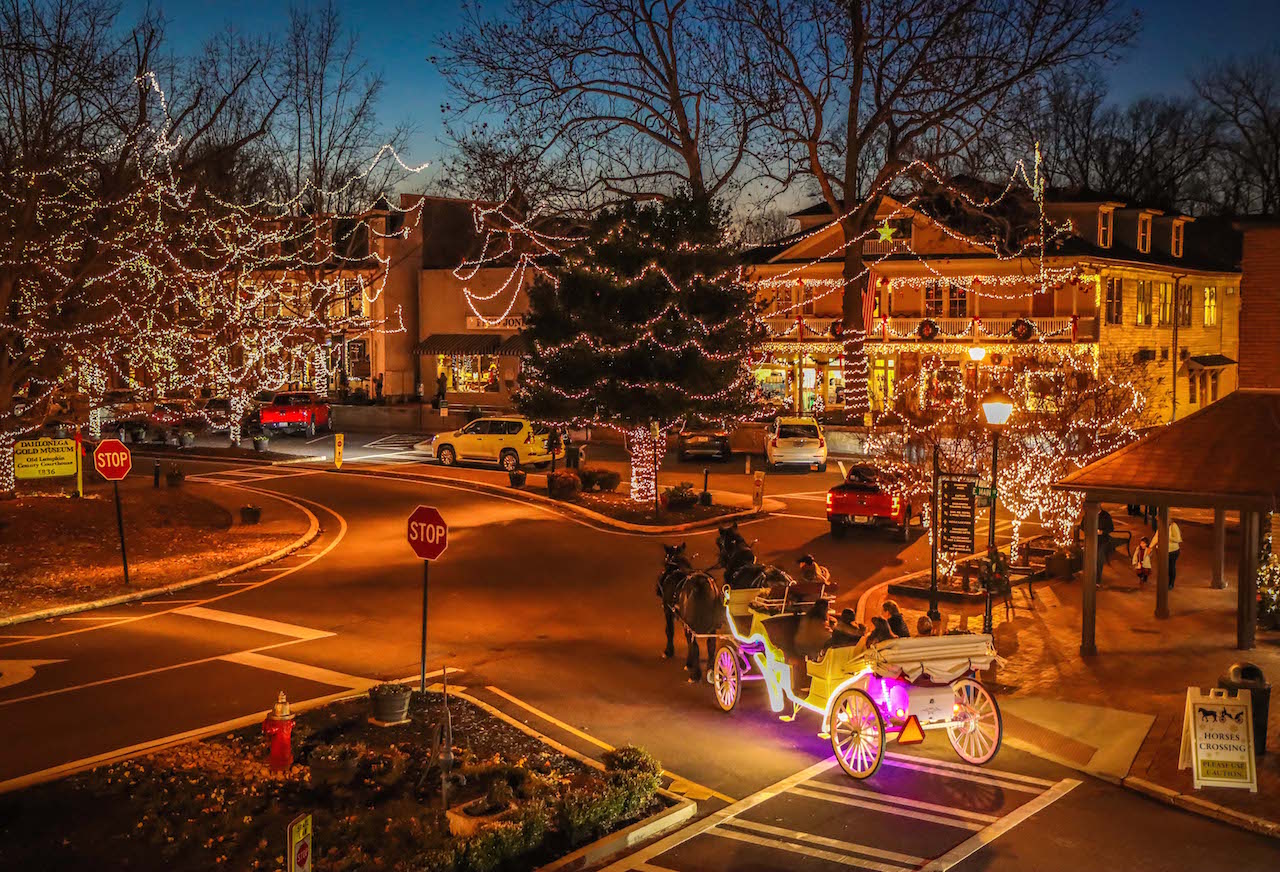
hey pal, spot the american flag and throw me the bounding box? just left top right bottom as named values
left=860, top=275, right=877, bottom=336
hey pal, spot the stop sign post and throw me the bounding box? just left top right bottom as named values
left=94, top=439, right=133, bottom=585
left=407, top=506, right=448, bottom=692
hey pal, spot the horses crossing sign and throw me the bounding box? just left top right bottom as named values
left=1179, top=686, right=1257, bottom=791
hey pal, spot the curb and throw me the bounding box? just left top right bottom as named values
left=0, top=484, right=321, bottom=628
left=1121, top=776, right=1280, bottom=840
left=132, top=448, right=324, bottom=467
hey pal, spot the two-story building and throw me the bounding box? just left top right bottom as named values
left=745, top=193, right=1241, bottom=422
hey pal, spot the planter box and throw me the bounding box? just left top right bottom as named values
left=239, top=505, right=262, bottom=525
left=369, top=687, right=412, bottom=725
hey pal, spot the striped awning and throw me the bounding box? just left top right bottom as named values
left=412, top=333, right=501, bottom=356
left=497, top=334, right=528, bottom=356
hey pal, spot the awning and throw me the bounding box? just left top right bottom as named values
left=497, top=334, right=528, bottom=356
left=412, top=333, right=500, bottom=356
left=1186, top=354, right=1237, bottom=369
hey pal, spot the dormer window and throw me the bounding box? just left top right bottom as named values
left=1098, top=209, right=1113, bottom=248
left=1172, top=221, right=1184, bottom=258
left=1137, top=214, right=1152, bottom=253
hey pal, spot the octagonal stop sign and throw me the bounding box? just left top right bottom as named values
left=407, top=505, right=448, bottom=560
left=93, top=438, right=132, bottom=481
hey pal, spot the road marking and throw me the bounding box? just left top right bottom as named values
left=175, top=606, right=334, bottom=640
left=800, top=779, right=1000, bottom=823
left=598, top=758, right=839, bottom=871
left=485, top=685, right=736, bottom=804
left=58, top=616, right=126, bottom=622
left=771, top=490, right=830, bottom=498
left=883, top=751, right=1057, bottom=788
left=635, top=864, right=682, bottom=872
left=710, top=827, right=908, bottom=871
left=0, top=659, right=64, bottom=690
left=725, top=818, right=924, bottom=866
left=220, top=651, right=373, bottom=688
left=919, top=779, right=1081, bottom=871
left=304, top=434, right=330, bottom=444
left=789, top=786, right=986, bottom=831
left=770, top=511, right=828, bottom=522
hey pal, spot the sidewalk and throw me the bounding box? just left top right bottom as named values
left=868, top=506, right=1280, bottom=833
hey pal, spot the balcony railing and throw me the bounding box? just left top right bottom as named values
left=762, top=316, right=841, bottom=338
left=877, top=316, right=1098, bottom=343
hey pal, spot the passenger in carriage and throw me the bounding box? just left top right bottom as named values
left=881, top=600, right=911, bottom=638
left=797, top=554, right=831, bottom=585
left=828, top=608, right=864, bottom=647
left=845, top=617, right=895, bottom=657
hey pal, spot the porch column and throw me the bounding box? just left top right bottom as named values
left=1081, top=500, right=1099, bottom=656
left=1211, top=507, right=1227, bottom=590
left=1238, top=511, right=1259, bottom=650
left=1155, top=505, right=1171, bottom=619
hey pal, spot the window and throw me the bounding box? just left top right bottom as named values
left=1105, top=277, right=1123, bottom=324
left=948, top=284, right=967, bottom=318
left=1135, top=280, right=1152, bottom=326
left=798, top=282, right=815, bottom=316
left=1172, top=221, right=1184, bottom=257
left=1138, top=214, right=1152, bottom=253
left=1211, top=371, right=1220, bottom=401
left=924, top=281, right=945, bottom=317
left=872, top=356, right=896, bottom=410
left=1157, top=282, right=1172, bottom=326
left=777, top=423, right=820, bottom=439
left=1188, top=373, right=1197, bottom=405
left=1204, top=287, right=1218, bottom=327
left=1098, top=210, right=1113, bottom=248
left=1177, top=284, right=1192, bottom=327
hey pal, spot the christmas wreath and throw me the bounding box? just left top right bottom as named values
left=1009, top=317, right=1036, bottom=342
left=917, top=319, right=940, bottom=341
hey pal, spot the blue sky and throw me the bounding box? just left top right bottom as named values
left=138, top=0, right=1277, bottom=173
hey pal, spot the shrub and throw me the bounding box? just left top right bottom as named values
left=460, top=801, right=550, bottom=872
left=663, top=482, right=698, bottom=510
left=547, top=470, right=581, bottom=500
left=557, top=748, right=661, bottom=847
left=592, top=468, right=621, bottom=492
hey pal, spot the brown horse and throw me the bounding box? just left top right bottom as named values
left=658, top=543, right=723, bottom=681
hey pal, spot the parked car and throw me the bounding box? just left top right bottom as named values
left=826, top=464, right=913, bottom=541
left=258, top=391, right=331, bottom=436
left=195, top=397, right=241, bottom=433
left=676, top=418, right=732, bottom=462
left=414, top=416, right=554, bottom=471
left=145, top=399, right=195, bottom=440
left=100, top=389, right=153, bottom=427
left=765, top=416, right=827, bottom=471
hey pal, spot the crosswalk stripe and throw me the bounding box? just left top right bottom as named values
left=883, top=752, right=1057, bottom=788
left=878, top=757, right=1048, bottom=793
left=710, top=827, right=911, bottom=871
left=725, top=818, right=923, bottom=866
left=800, top=780, right=1000, bottom=823
left=174, top=606, right=333, bottom=640
left=789, top=786, right=986, bottom=831
left=219, top=651, right=372, bottom=689
left=919, top=779, right=1081, bottom=871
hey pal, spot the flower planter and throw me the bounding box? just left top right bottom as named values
left=252, top=437, right=270, bottom=453
left=165, top=472, right=184, bottom=488
left=508, top=470, right=527, bottom=488
left=368, top=683, right=412, bottom=725
left=309, top=753, right=360, bottom=786
left=239, top=505, right=262, bottom=525
left=180, top=432, right=196, bottom=448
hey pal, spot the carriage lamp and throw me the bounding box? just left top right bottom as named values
left=967, top=344, right=987, bottom=362
left=981, top=389, right=1014, bottom=426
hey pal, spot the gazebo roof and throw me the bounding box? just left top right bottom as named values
left=1053, top=389, right=1280, bottom=510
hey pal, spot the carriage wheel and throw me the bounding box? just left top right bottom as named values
left=946, top=678, right=1003, bottom=765
left=829, top=688, right=885, bottom=779
left=712, top=645, right=741, bottom=712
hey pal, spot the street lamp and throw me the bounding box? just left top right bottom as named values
left=967, top=344, right=987, bottom=363
left=981, top=388, right=1013, bottom=634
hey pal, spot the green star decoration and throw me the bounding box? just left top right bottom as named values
left=876, top=222, right=897, bottom=243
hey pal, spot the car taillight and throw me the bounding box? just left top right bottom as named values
left=770, top=437, right=778, bottom=448
left=825, top=493, right=833, bottom=508
left=818, top=436, right=825, bottom=449
left=524, top=430, right=532, bottom=443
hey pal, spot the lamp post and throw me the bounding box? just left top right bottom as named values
left=980, top=389, right=1014, bottom=634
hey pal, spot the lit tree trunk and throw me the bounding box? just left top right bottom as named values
left=0, top=433, right=13, bottom=493
left=626, top=425, right=664, bottom=506
left=840, top=231, right=871, bottom=419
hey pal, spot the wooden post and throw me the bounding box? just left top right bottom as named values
left=1081, top=500, right=1099, bottom=656
left=1155, top=505, right=1170, bottom=619
left=1237, top=511, right=1258, bottom=651
left=1211, top=507, right=1227, bottom=590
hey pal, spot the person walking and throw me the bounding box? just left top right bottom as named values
left=1095, top=508, right=1115, bottom=586
left=1132, top=536, right=1152, bottom=586
left=1151, top=520, right=1183, bottom=589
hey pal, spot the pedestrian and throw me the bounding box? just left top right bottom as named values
left=1132, top=536, right=1152, bottom=586
left=374, top=372, right=384, bottom=401
left=881, top=600, right=911, bottom=638
left=434, top=372, right=447, bottom=408
left=1097, top=507, right=1115, bottom=586
left=1151, top=520, right=1183, bottom=589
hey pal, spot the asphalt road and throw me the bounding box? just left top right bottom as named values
left=1, top=446, right=1276, bottom=869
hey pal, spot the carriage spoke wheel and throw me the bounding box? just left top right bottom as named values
left=946, top=678, right=1003, bottom=765
left=829, top=688, right=885, bottom=779
left=713, top=645, right=740, bottom=712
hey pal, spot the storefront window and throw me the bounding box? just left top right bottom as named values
left=871, top=356, right=895, bottom=410
left=438, top=355, right=502, bottom=393
left=754, top=367, right=787, bottom=404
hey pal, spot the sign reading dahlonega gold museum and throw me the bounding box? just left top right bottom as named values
left=14, top=437, right=77, bottom=480
left=1179, top=687, right=1257, bottom=792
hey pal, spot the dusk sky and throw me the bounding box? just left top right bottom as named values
left=139, top=0, right=1277, bottom=179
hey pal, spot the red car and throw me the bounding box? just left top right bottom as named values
left=826, top=464, right=914, bottom=541
left=259, top=391, right=331, bottom=436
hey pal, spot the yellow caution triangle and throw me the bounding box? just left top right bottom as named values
left=897, top=714, right=925, bottom=745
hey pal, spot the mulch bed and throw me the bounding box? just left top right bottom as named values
left=0, top=691, right=665, bottom=872
left=0, top=476, right=298, bottom=617
left=573, top=491, right=744, bottom=526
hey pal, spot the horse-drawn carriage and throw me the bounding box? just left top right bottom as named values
left=659, top=525, right=1005, bottom=780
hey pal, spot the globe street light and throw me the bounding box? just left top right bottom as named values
left=967, top=343, right=987, bottom=362
left=981, top=388, right=1014, bottom=634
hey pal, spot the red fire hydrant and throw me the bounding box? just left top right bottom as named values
left=262, top=691, right=296, bottom=772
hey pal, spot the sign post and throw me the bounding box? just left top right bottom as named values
left=407, top=505, right=449, bottom=692
left=287, top=813, right=313, bottom=872
left=752, top=470, right=766, bottom=511
left=93, top=439, right=133, bottom=585
left=334, top=432, right=344, bottom=469
left=1179, top=687, right=1257, bottom=791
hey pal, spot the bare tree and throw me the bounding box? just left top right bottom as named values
left=736, top=206, right=797, bottom=248
left=1197, top=51, right=1280, bottom=216
left=435, top=0, right=767, bottom=205
left=721, top=0, right=1136, bottom=414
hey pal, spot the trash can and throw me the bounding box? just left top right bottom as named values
left=1218, top=662, right=1270, bottom=754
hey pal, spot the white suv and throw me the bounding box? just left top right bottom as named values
left=415, top=416, right=554, bottom=471
left=765, top=416, right=827, bottom=471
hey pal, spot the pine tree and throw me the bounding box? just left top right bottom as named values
left=517, top=195, right=760, bottom=504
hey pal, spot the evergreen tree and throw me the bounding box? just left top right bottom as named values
left=517, top=195, right=760, bottom=504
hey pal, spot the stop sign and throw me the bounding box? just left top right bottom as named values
left=407, top=505, right=448, bottom=560
left=93, top=438, right=132, bottom=481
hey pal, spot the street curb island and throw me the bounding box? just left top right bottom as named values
left=0, top=484, right=322, bottom=629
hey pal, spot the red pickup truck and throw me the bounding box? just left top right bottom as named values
left=826, top=464, right=914, bottom=541
left=259, top=391, right=331, bottom=436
